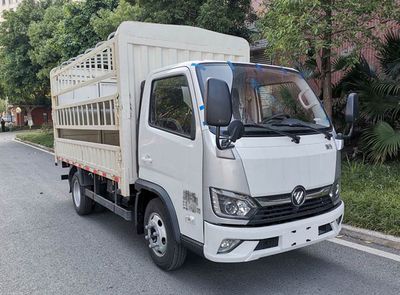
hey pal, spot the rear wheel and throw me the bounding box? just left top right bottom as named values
left=144, top=198, right=186, bottom=271
left=71, top=172, right=94, bottom=215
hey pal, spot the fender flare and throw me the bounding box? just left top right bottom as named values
left=135, top=179, right=181, bottom=243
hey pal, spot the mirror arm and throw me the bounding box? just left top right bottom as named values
left=337, top=123, right=354, bottom=140
left=215, top=127, right=223, bottom=150
left=215, top=127, right=234, bottom=150
left=345, top=123, right=355, bottom=139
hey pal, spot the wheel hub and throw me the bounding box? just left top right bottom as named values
left=72, top=179, right=81, bottom=207
left=145, top=213, right=167, bottom=257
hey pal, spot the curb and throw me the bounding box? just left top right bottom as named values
left=340, top=224, right=400, bottom=250
left=14, top=137, right=54, bottom=154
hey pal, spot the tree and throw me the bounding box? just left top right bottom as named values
left=0, top=0, right=50, bottom=105
left=92, top=0, right=255, bottom=41
left=28, top=0, right=117, bottom=83
left=1, top=0, right=255, bottom=109
left=0, top=0, right=118, bottom=107
left=260, top=0, right=400, bottom=118
left=137, top=0, right=202, bottom=25
left=54, top=0, right=118, bottom=60
left=0, top=99, right=7, bottom=114
left=196, top=0, right=256, bottom=40
left=28, top=0, right=66, bottom=87
left=91, top=0, right=141, bottom=39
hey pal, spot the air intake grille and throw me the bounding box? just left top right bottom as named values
left=248, top=196, right=339, bottom=226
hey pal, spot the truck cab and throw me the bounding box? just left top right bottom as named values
left=137, top=61, right=355, bottom=264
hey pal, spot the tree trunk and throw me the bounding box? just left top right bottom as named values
left=321, top=47, right=332, bottom=119
left=321, top=0, right=333, bottom=119
left=26, top=106, right=34, bottom=128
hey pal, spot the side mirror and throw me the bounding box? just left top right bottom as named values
left=338, top=92, right=359, bottom=140
left=204, top=78, right=232, bottom=126
left=345, top=93, right=359, bottom=123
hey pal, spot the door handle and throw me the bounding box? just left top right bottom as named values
left=141, top=154, right=153, bottom=164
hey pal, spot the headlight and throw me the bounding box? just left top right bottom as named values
left=210, top=188, right=258, bottom=219
left=329, top=180, right=340, bottom=202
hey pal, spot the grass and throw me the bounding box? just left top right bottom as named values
left=341, top=160, right=400, bottom=236
left=16, top=129, right=54, bottom=149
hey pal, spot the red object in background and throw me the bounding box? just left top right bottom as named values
left=31, top=107, right=52, bottom=126
left=14, top=106, right=52, bottom=126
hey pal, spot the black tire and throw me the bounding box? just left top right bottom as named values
left=144, top=198, right=186, bottom=271
left=71, top=172, right=94, bottom=215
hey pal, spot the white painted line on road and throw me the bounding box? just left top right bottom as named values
left=13, top=139, right=54, bottom=155
left=329, top=238, right=400, bottom=263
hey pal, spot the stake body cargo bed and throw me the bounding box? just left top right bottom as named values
left=50, top=21, right=250, bottom=196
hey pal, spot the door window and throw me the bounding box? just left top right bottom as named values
left=149, top=75, right=195, bottom=139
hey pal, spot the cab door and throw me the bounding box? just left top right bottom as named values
left=138, top=67, right=203, bottom=243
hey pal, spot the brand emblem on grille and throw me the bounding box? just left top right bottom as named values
left=291, top=186, right=306, bottom=206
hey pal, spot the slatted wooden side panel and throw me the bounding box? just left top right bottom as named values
left=54, top=95, right=118, bottom=130
left=51, top=42, right=115, bottom=97
left=55, top=138, right=121, bottom=179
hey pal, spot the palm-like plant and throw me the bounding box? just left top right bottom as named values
left=379, top=30, right=400, bottom=81
left=334, top=30, right=400, bottom=163
left=363, top=121, right=400, bottom=163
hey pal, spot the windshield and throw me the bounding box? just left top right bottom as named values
left=196, top=63, right=331, bottom=136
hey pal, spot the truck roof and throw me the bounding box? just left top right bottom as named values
left=116, top=21, right=250, bottom=57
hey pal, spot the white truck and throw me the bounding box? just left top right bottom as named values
left=51, top=21, right=358, bottom=270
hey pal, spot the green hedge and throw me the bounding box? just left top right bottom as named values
left=16, top=130, right=54, bottom=148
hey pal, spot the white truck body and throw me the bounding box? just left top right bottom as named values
left=51, top=22, right=347, bottom=269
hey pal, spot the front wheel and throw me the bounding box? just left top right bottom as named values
left=71, top=172, right=94, bottom=215
left=144, top=199, right=187, bottom=271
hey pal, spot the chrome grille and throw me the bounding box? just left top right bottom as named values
left=249, top=188, right=338, bottom=226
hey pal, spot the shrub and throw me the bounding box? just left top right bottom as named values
left=334, top=30, right=400, bottom=163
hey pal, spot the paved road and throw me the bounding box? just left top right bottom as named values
left=0, top=132, right=399, bottom=295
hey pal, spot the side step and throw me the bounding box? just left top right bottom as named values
left=85, top=188, right=133, bottom=221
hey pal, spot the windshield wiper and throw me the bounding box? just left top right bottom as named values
left=272, top=118, right=332, bottom=140
left=244, top=123, right=300, bottom=144
left=261, top=113, right=291, bottom=124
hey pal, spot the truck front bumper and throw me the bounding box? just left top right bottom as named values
left=203, top=202, right=344, bottom=263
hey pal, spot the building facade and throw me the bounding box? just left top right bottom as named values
left=1, top=105, right=52, bottom=127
